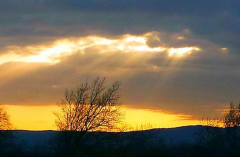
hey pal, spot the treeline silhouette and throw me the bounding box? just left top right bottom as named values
left=0, top=78, right=240, bottom=156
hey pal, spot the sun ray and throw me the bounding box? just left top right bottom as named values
left=0, top=32, right=200, bottom=65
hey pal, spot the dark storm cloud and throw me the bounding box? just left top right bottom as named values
left=1, top=0, right=240, bottom=118
left=1, top=0, right=240, bottom=54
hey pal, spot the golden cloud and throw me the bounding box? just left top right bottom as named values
left=0, top=32, right=201, bottom=65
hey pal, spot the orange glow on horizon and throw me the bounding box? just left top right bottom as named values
left=123, top=107, right=200, bottom=129
left=3, top=105, right=58, bottom=130
left=4, top=105, right=200, bottom=131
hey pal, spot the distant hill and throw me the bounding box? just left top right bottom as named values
left=2, top=125, right=240, bottom=157
left=12, top=125, right=208, bottom=148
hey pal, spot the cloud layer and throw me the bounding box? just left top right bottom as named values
left=1, top=0, right=240, bottom=52
left=1, top=0, right=240, bottom=118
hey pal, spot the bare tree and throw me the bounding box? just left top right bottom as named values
left=198, top=103, right=240, bottom=157
left=0, top=106, right=14, bottom=156
left=0, top=107, right=12, bottom=130
left=224, top=103, right=240, bottom=128
left=201, top=103, right=240, bottom=128
left=54, top=78, right=122, bottom=156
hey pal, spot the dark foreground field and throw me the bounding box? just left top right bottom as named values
left=1, top=125, right=240, bottom=157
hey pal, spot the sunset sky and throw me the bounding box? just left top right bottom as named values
left=1, top=0, right=240, bottom=130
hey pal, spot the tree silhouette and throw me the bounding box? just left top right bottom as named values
left=0, top=106, right=14, bottom=156
left=224, top=103, right=240, bottom=128
left=198, top=103, right=240, bottom=157
left=54, top=78, right=122, bottom=156
left=0, top=107, right=12, bottom=130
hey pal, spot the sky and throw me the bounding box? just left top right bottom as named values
left=1, top=0, right=240, bottom=130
